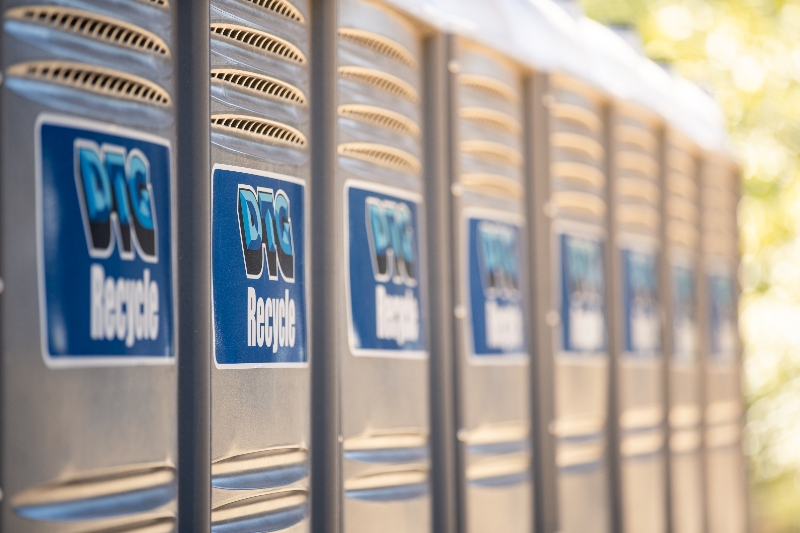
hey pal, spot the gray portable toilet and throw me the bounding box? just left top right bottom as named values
left=660, top=74, right=708, bottom=533
left=694, top=84, right=747, bottom=532
left=207, top=0, right=311, bottom=531
left=336, top=1, right=432, bottom=530
left=447, top=29, right=533, bottom=533
left=1, top=1, right=178, bottom=531
left=532, top=8, right=614, bottom=531
left=583, top=18, right=668, bottom=533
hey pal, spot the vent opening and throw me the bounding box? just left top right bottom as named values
left=460, top=140, right=522, bottom=167
left=550, top=103, right=601, bottom=134
left=459, top=74, right=518, bottom=104
left=338, top=104, right=419, bottom=138
left=211, top=69, right=306, bottom=105
left=6, top=6, right=170, bottom=57
left=338, top=28, right=416, bottom=67
left=460, top=173, right=524, bottom=199
left=211, top=24, right=306, bottom=64
left=212, top=114, right=307, bottom=148
left=7, top=61, right=171, bottom=106
left=137, top=0, right=169, bottom=7
left=338, top=142, right=421, bottom=175
left=460, top=107, right=521, bottom=135
left=338, top=66, right=418, bottom=103
left=245, top=0, right=305, bottom=23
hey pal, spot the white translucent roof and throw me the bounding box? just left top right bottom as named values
left=380, top=0, right=729, bottom=153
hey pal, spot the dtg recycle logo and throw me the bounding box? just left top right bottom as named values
left=38, top=116, right=174, bottom=364
left=346, top=181, right=425, bottom=357
left=467, top=215, right=526, bottom=357
left=212, top=166, right=307, bottom=367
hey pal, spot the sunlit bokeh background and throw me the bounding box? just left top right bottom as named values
left=577, top=0, right=800, bottom=530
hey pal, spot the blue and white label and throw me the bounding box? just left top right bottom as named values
left=709, top=273, right=736, bottom=363
left=467, top=215, right=526, bottom=357
left=346, top=181, right=425, bottom=357
left=622, top=249, right=660, bottom=357
left=560, top=233, right=605, bottom=354
left=672, top=265, right=697, bottom=363
left=212, top=165, right=307, bottom=367
left=37, top=116, right=173, bottom=364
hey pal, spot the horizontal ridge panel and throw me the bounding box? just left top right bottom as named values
left=343, top=429, right=428, bottom=464
left=212, top=446, right=308, bottom=490
left=211, top=489, right=307, bottom=533
left=344, top=466, right=428, bottom=502
left=13, top=464, right=176, bottom=522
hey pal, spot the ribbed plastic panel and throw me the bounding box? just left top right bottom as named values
left=549, top=77, right=607, bottom=222
left=337, top=0, right=422, bottom=183
left=210, top=0, right=309, bottom=170
left=456, top=41, right=523, bottom=199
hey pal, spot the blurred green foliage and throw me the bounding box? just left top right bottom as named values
left=580, top=0, right=800, bottom=531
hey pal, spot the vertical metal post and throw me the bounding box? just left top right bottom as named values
left=425, top=32, right=458, bottom=533
left=697, top=156, right=711, bottom=533
left=656, top=125, right=675, bottom=533
left=309, top=0, right=341, bottom=532
left=175, top=0, right=211, bottom=531
left=603, top=102, right=625, bottom=533
left=525, top=72, right=560, bottom=533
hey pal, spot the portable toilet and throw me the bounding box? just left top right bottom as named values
left=207, top=0, right=312, bottom=531
left=1, top=1, right=178, bottom=530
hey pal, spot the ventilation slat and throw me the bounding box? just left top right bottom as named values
left=550, top=102, right=601, bottom=134
left=338, top=28, right=416, bottom=67
left=459, top=173, right=524, bottom=199
left=211, top=114, right=307, bottom=148
left=6, top=7, right=170, bottom=56
left=616, top=125, right=657, bottom=153
left=551, top=161, right=605, bottom=190
left=211, top=23, right=306, bottom=64
left=460, top=107, right=521, bottom=135
left=459, top=74, right=518, bottom=104
left=338, top=104, right=419, bottom=138
left=551, top=191, right=607, bottom=219
left=618, top=177, right=659, bottom=204
left=7, top=61, right=171, bottom=106
left=616, top=204, right=660, bottom=231
left=211, top=68, right=306, bottom=105
left=338, top=142, right=421, bottom=176
left=461, top=140, right=522, bottom=167
left=551, top=132, right=604, bottom=161
left=338, top=66, right=418, bottom=103
left=244, top=0, right=305, bottom=23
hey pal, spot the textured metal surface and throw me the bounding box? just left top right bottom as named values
left=610, top=102, right=667, bottom=533
left=701, top=155, right=747, bottom=533
left=450, top=37, right=532, bottom=533
left=208, top=0, right=311, bottom=531
left=663, top=130, right=704, bottom=533
left=548, top=73, right=611, bottom=533
left=336, top=1, right=431, bottom=531
left=1, top=0, right=178, bottom=531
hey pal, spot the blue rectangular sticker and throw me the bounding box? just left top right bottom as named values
left=212, top=165, right=307, bottom=367
left=467, top=215, right=526, bottom=358
left=621, top=249, right=661, bottom=357
left=37, top=116, right=173, bottom=364
left=346, top=181, right=426, bottom=357
left=560, top=233, right=605, bottom=355
left=672, top=264, right=697, bottom=363
left=708, top=273, right=736, bottom=364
